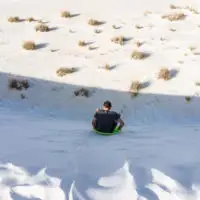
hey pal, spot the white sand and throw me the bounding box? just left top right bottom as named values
left=0, top=0, right=200, bottom=120
left=0, top=0, right=200, bottom=199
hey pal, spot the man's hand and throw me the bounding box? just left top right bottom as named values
left=96, top=108, right=99, bottom=112
left=117, top=118, right=125, bottom=130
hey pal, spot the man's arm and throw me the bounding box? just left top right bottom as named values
left=92, top=117, right=96, bottom=128
left=92, top=110, right=98, bottom=128
left=115, top=113, right=124, bottom=130
left=117, top=118, right=125, bottom=129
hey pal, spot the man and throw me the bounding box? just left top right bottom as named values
left=92, top=101, right=125, bottom=133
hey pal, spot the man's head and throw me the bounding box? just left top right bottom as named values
left=103, top=100, right=112, bottom=110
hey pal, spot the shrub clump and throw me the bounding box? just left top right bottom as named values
left=61, top=11, right=72, bottom=18
left=8, top=79, right=29, bottom=90
left=104, top=64, right=110, bottom=70
left=131, top=50, right=149, bottom=60
left=135, top=24, right=143, bottom=29
left=130, top=81, right=141, bottom=96
left=94, top=29, right=102, bottom=34
left=56, top=67, right=77, bottom=77
left=185, top=96, right=191, bottom=102
left=162, top=12, right=186, bottom=21
left=111, top=36, right=125, bottom=45
left=135, top=40, right=143, bottom=47
left=35, top=23, right=49, bottom=32
left=88, top=19, right=103, bottom=26
left=74, top=88, right=90, bottom=97
left=22, top=41, right=36, bottom=50
left=8, top=16, right=21, bottom=23
left=169, top=4, right=180, bottom=9
left=186, top=6, right=199, bottom=14
left=158, top=68, right=170, bottom=80
left=78, top=40, right=87, bottom=47
left=26, top=17, right=36, bottom=22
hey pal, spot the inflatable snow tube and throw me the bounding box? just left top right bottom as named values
left=94, top=127, right=121, bottom=136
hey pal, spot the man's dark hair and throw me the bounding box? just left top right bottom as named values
left=103, top=100, right=112, bottom=109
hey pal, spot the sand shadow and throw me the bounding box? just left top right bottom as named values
left=70, top=13, right=81, bottom=18
left=71, top=67, right=79, bottom=73
left=112, top=25, right=122, bottom=29
left=123, top=37, right=133, bottom=45
left=69, top=29, right=76, bottom=33
left=140, top=81, right=151, bottom=89
left=50, top=49, right=59, bottom=52
left=193, top=52, right=200, bottom=55
left=95, top=21, right=106, bottom=26
left=49, top=27, right=59, bottom=31
left=36, top=43, right=48, bottom=50
left=170, top=69, right=179, bottom=79
left=0, top=70, right=200, bottom=124
left=85, top=41, right=95, bottom=46
left=19, top=19, right=26, bottom=22
left=109, top=65, right=118, bottom=70
left=143, top=52, right=151, bottom=59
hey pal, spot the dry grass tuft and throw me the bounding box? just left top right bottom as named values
left=195, top=82, right=200, bottom=86
left=56, top=67, right=77, bottom=77
left=178, top=60, right=184, bottom=64
left=99, top=64, right=115, bottom=70
left=162, top=12, right=186, bottom=21
left=74, top=88, right=90, bottom=97
left=8, top=16, right=21, bottom=23
left=22, top=41, right=36, bottom=50
left=94, top=29, right=102, bottom=34
left=130, top=81, right=141, bottom=97
left=8, top=79, right=29, bottom=90
left=169, top=4, right=180, bottom=9
left=193, top=52, right=200, bottom=55
left=169, top=4, right=199, bottom=14
left=160, top=37, right=167, bottom=41
left=169, top=28, right=176, bottom=32
left=78, top=40, right=87, bottom=47
left=35, top=23, right=49, bottom=32
left=185, top=96, right=191, bottom=102
left=111, top=36, right=125, bottom=45
left=135, top=40, right=143, bottom=47
left=135, top=24, right=143, bottom=29
left=88, top=19, right=104, bottom=26
left=158, top=68, right=171, bottom=80
left=144, top=10, right=152, bottom=16
left=88, top=46, right=98, bottom=50
left=189, top=46, right=196, bottom=51
left=20, top=93, right=26, bottom=99
left=104, top=64, right=110, bottom=70
left=131, top=50, right=149, bottom=60
left=112, top=25, right=121, bottom=29
left=185, top=6, right=199, bottom=14
left=25, top=17, right=36, bottom=22
left=61, top=11, right=72, bottom=18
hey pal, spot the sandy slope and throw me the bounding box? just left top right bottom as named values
left=0, top=0, right=200, bottom=122
left=0, top=102, right=200, bottom=200
left=0, top=0, right=200, bottom=199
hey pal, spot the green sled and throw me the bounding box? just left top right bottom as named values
left=93, top=127, right=121, bottom=136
